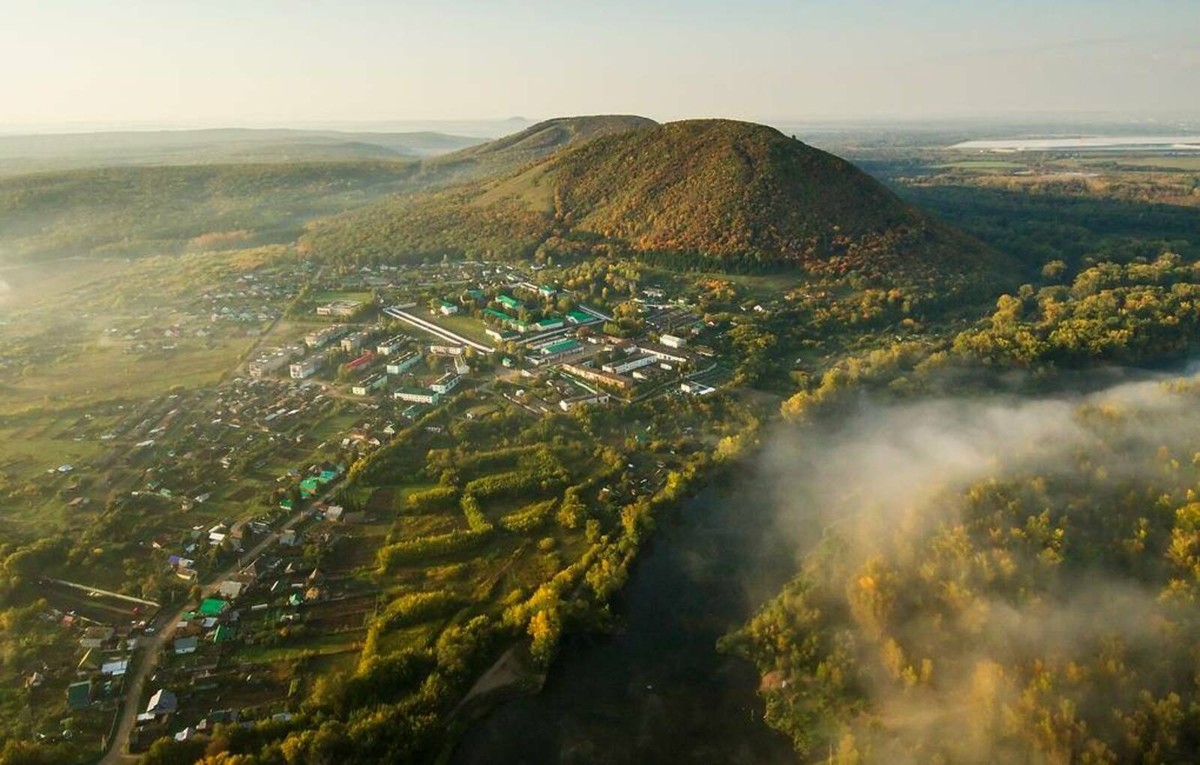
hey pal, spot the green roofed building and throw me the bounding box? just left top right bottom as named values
left=542, top=339, right=581, bottom=356
left=67, top=680, right=92, bottom=710
left=566, top=310, right=593, bottom=325
left=484, top=308, right=517, bottom=323
left=496, top=294, right=522, bottom=311
left=300, top=477, right=321, bottom=496
left=199, top=598, right=229, bottom=617
left=213, top=625, right=234, bottom=643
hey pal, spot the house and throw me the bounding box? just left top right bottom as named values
left=351, top=373, right=387, bottom=396
left=559, top=392, right=610, bottom=411
left=538, top=285, right=557, bottom=299
left=67, top=680, right=93, bottom=710
left=79, top=626, right=115, bottom=649
left=304, top=325, right=348, bottom=348
left=430, top=373, right=461, bottom=395
left=102, top=659, right=130, bottom=676
left=566, top=310, right=594, bottom=325
left=495, top=294, right=523, bottom=311
left=208, top=523, right=228, bottom=545
left=325, top=505, right=345, bottom=522
left=533, top=317, right=564, bottom=332
left=218, top=580, right=245, bottom=600
left=146, top=688, right=178, bottom=715
left=561, top=364, right=633, bottom=391
left=635, top=342, right=691, bottom=365
left=198, top=598, right=229, bottom=617
left=438, top=300, right=459, bottom=316
left=344, top=351, right=375, bottom=372
left=289, top=352, right=327, bottom=380
left=394, top=387, right=439, bottom=405
left=315, top=300, right=363, bottom=318
left=279, top=529, right=299, bottom=546
left=602, top=354, right=658, bottom=375
left=660, top=333, right=688, bottom=349
left=375, top=334, right=408, bottom=355
left=173, top=636, right=199, bottom=655
left=681, top=381, right=716, bottom=396
left=300, top=476, right=321, bottom=497
left=385, top=351, right=421, bottom=376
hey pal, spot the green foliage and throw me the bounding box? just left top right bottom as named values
left=376, top=590, right=464, bottom=630
left=954, top=253, right=1200, bottom=367
left=303, top=120, right=1006, bottom=284
left=0, top=162, right=420, bottom=261
left=498, top=499, right=557, bottom=533
left=375, top=528, right=494, bottom=573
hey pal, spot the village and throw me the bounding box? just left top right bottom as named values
left=1, top=256, right=749, bottom=758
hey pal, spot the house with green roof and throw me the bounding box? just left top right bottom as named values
left=198, top=598, right=229, bottom=617
left=67, top=680, right=92, bottom=710
left=495, top=294, right=523, bottom=311
left=566, top=310, right=593, bottom=325
left=534, top=317, right=564, bottom=331
left=299, top=476, right=321, bottom=497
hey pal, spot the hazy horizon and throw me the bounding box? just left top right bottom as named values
left=4, top=1, right=1199, bottom=133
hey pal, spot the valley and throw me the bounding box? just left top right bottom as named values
left=2, top=114, right=1200, bottom=764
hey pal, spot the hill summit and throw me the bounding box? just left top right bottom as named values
left=305, top=118, right=1001, bottom=282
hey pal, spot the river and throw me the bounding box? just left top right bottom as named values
left=451, top=475, right=798, bottom=764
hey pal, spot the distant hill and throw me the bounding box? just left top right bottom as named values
left=0, top=162, right=421, bottom=261
left=0, top=117, right=663, bottom=262
left=0, top=128, right=485, bottom=177
left=304, top=119, right=1004, bottom=283
left=418, top=115, right=658, bottom=186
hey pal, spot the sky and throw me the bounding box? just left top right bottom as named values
left=2, top=0, right=1199, bottom=131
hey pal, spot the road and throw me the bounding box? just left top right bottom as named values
left=97, top=506, right=316, bottom=765
left=42, top=579, right=160, bottom=609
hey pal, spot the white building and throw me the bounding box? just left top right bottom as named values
left=385, top=351, right=421, bottom=376
left=376, top=335, right=408, bottom=355
left=394, top=387, right=439, bottom=405
left=289, top=352, right=327, bottom=380
left=430, top=373, right=461, bottom=395
left=660, top=334, right=688, bottom=349
left=602, top=354, right=658, bottom=375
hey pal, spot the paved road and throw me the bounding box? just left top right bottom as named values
left=97, top=507, right=315, bottom=764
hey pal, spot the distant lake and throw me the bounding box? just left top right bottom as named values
left=949, top=136, right=1200, bottom=151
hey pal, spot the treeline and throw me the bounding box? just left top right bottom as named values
left=903, top=184, right=1200, bottom=273
left=782, top=253, right=1200, bottom=420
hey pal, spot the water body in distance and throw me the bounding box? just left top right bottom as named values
left=451, top=476, right=797, bottom=765
left=949, top=135, right=1200, bottom=151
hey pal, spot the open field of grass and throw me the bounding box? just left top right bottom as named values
left=424, top=312, right=496, bottom=346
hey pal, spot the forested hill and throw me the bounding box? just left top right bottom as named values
left=303, top=119, right=1008, bottom=284
left=0, top=117, right=657, bottom=263
left=419, top=114, right=657, bottom=184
